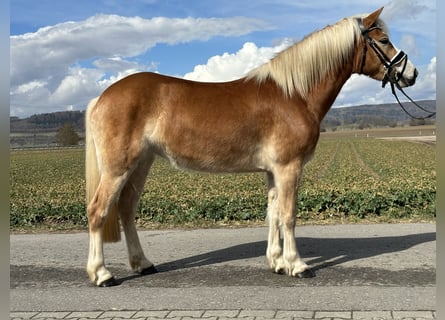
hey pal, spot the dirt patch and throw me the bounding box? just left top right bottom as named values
left=321, top=125, right=436, bottom=139
left=378, top=136, right=436, bottom=145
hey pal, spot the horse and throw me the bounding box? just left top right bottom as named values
left=85, top=7, right=418, bottom=287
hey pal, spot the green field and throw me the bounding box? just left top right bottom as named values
left=10, top=137, right=436, bottom=231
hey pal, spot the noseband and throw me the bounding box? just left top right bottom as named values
left=356, top=18, right=408, bottom=88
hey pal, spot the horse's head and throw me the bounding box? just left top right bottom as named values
left=355, top=7, right=418, bottom=89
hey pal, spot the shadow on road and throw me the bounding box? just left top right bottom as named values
left=304, top=232, right=436, bottom=272
left=159, top=232, right=435, bottom=271
left=115, top=231, right=435, bottom=284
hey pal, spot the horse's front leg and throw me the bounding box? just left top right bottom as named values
left=270, top=163, right=314, bottom=278
left=266, top=172, right=285, bottom=272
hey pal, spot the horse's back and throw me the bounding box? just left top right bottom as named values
left=94, top=72, right=249, bottom=122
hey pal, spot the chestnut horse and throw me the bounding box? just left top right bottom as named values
left=85, top=7, right=417, bottom=286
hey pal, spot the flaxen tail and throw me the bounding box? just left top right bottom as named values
left=85, top=97, right=121, bottom=242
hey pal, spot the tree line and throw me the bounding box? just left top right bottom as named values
left=10, top=110, right=85, bottom=133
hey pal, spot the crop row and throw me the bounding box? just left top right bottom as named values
left=10, top=138, right=436, bottom=230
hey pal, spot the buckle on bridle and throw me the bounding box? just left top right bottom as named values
left=383, top=49, right=408, bottom=88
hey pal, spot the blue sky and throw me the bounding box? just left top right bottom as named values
left=10, top=0, right=436, bottom=118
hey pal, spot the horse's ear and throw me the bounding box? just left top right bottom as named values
left=363, top=7, right=384, bottom=29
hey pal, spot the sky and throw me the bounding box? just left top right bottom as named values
left=10, top=0, right=436, bottom=118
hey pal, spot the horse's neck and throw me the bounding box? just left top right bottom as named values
left=305, top=62, right=354, bottom=123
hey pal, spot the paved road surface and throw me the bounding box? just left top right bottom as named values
left=10, top=223, right=436, bottom=319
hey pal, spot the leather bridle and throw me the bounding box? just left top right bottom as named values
left=356, top=18, right=435, bottom=120
left=356, top=18, right=408, bottom=89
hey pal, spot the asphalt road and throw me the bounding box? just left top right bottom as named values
left=10, top=223, right=436, bottom=318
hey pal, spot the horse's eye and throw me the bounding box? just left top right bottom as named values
left=379, top=38, right=390, bottom=45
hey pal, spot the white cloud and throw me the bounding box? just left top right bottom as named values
left=92, top=57, right=155, bottom=74
left=12, top=80, right=47, bottom=95
left=11, top=14, right=270, bottom=86
left=408, top=56, right=436, bottom=98
left=381, top=0, right=435, bottom=39
left=399, top=34, right=420, bottom=57
left=49, top=67, right=105, bottom=106
left=10, top=14, right=271, bottom=117
left=184, top=40, right=292, bottom=82
left=382, top=0, right=431, bottom=21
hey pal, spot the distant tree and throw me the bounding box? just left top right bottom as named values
left=55, top=123, right=80, bottom=146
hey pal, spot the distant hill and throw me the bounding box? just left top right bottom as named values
left=10, top=100, right=436, bottom=134
left=10, top=110, right=85, bottom=133
left=323, top=100, right=436, bottom=129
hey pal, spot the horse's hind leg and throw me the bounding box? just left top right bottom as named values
left=118, top=154, right=156, bottom=274
left=87, top=173, right=129, bottom=286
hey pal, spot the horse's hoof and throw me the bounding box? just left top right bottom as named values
left=296, top=269, right=315, bottom=278
left=273, top=268, right=286, bottom=275
left=141, top=265, right=157, bottom=275
left=98, top=277, right=119, bottom=287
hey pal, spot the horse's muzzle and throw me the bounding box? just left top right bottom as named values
left=396, top=67, right=418, bottom=88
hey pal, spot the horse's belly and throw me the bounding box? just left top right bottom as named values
left=149, top=130, right=264, bottom=173
left=160, top=144, right=265, bottom=173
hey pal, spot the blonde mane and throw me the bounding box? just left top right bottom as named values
left=246, top=15, right=388, bottom=98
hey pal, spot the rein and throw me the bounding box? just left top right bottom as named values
left=389, top=82, right=436, bottom=120
left=356, top=18, right=436, bottom=120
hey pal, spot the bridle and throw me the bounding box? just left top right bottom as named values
left=356, top=18, right=436, bottom=120
left=356, top=18, right=408, bottom=89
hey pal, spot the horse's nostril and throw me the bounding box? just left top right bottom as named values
left=414, top=68, right=419, bottom=78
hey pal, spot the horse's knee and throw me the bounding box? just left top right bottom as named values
left=280, top=213, right=296, bottom=230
